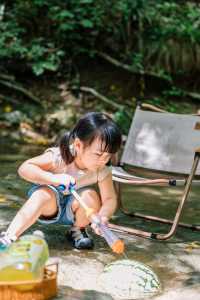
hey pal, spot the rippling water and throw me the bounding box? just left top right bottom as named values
left=0, top=140, right=200, bottom=300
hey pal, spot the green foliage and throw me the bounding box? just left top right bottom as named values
left=1, top=1, right=200, bottom=76
left=113, top=108, right=132, bottom=134
left=162, top=87, right=184, bottom=98
left=143, top=2, right=200, bottom=42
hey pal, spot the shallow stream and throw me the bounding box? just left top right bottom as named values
left=0, top=141, right=199, bottom=300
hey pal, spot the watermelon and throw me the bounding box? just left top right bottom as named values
left=98, top=259, right=161, bottom=299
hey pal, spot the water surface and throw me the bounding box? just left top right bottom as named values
left=0, top=141, right=199, bottom=300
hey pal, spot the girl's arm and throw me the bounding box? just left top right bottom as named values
left=97, top=173, right=118, bottom=220
left=18, top=151, right=73, bottom=186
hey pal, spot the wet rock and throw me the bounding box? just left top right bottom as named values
left=46, top=106, right=76, bottom=128
left=58, top=254, right=104, bottom=290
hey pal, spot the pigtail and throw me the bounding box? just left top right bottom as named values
left=59, top=112, right=121, bottom=165
left=59, top=131, right=74, bottom=165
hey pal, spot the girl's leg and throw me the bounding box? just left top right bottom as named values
left=67, top=189, right=101, bottom=249
left=6, top=187, right=58, bottom=238
left=71, top=189, right=101, bottom=227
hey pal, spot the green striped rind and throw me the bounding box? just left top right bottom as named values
left=98, top=259, right=161, bottom=299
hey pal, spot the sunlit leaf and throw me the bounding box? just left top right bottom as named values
left=80, top=20, right=94, bottom=28
left=0, top=195, right=6, bottom=202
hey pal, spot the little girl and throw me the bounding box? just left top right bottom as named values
left=0, top=112, right=122, bottom=250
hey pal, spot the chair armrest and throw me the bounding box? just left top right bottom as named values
left=195, top=148, right=200, bottom=154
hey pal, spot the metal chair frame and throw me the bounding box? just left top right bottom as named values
left=109, top=103, right=200, bottom=240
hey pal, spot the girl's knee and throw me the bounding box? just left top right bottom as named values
left=80, top=189, right=101, bottom=211
left=73, top=190, right=101, bottom=227
left=72, top=189, right=101, bottom=213
left=29, top=187, right=55, bottom=201
left=27, top=187, right=58, bottom=217
left=29, top=187, right=56, bottom=205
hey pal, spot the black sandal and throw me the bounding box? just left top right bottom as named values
left=66, top=227, right=94, bottom=250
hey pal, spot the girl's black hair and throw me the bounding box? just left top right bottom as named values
left=59, top=112, right=122, bottom=164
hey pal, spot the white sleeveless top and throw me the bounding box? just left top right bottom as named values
left=45, top=147, right=111, bottom=193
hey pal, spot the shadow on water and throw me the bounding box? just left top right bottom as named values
left=0, top=140, right=200, bottom=299
left=55, top=286, right=114, bottom=300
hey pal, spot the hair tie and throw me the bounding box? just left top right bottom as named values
left=69, top=144, right=76, bottom=157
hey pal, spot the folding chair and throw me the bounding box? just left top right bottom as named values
left=109, top=103, right=200, bottom=240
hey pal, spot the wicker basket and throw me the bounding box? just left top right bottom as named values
left=0, top=263, right=58, bottom=300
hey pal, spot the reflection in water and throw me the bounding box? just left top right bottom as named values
left=0, top=141, right=200, bottom=300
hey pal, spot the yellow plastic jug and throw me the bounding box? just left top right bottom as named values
left=0, top=230, right=49, bottom=289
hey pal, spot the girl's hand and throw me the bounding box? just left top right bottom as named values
left=91, top=215, right=109, bottom=236
left=51, top=173, right=76, bottom=191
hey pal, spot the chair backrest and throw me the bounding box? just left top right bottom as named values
left=121, top=106, right=200, bottom=175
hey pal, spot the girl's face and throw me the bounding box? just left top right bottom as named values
left=74, top=137, right=112, bottom=171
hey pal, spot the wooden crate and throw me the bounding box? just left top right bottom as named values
left=0, top=263, right=58, bottom=300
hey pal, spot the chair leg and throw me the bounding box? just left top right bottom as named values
left=109, top=154, right=200, bottom=240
